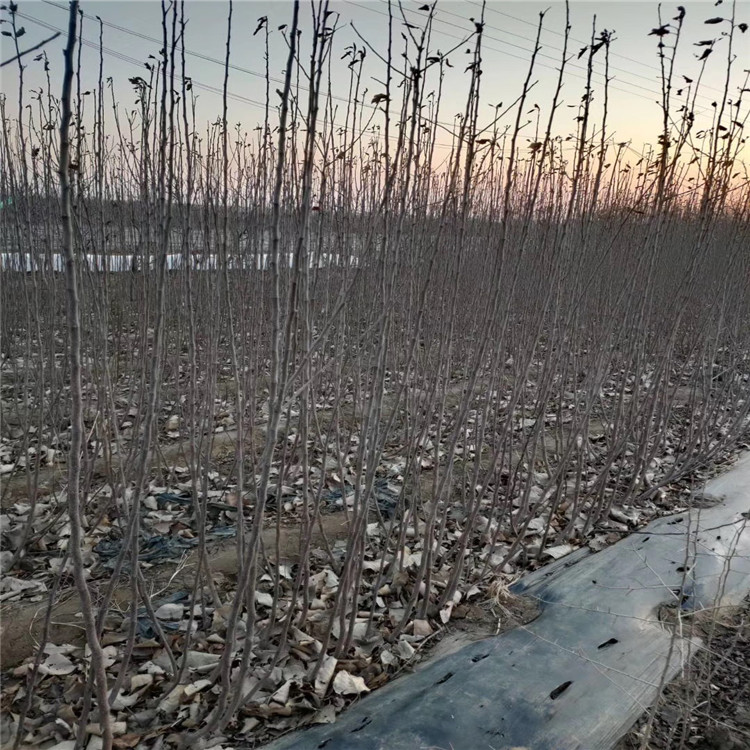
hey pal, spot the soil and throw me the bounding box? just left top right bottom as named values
left=618, top=598, right=750, bottom=750
left=1, top=415, right=289, bottom=666
left=414, top=588, right=541, bottom=667
left=0, top=430, right=236, bottom=511
left=0, top=517, right=540, bottom=677
left=0, top=511, right=352, bottom=668
left=2, top=383, right=746, bottom=747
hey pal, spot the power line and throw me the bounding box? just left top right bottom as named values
left=44, top=0, right=706, bottom=120
left=14, top=8, right=462, bottom=151
left=467, top=0, right=731, bottom=99
left=347, top=0, right=686, bottom=116
left=37, top=0, right=467, bottom=144
left=436, top=5, right=673, bottom=98
left=13, top=3, right=706, bottom=160
left=42, top=0, right=271, bottom=85
left=15, top=10, right=269, bottom=112
left=370, top=0, right=719, bottom=113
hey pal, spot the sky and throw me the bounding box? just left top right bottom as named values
left=1, top=0, right=748, bottom=157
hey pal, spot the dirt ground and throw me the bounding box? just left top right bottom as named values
left=0, top=510, right=352, bottom=668
left=413, top=585, right=541, bottom=667
left=619, top=598, right=750, bottom=750
left=2, top=386, right=745, bottom=748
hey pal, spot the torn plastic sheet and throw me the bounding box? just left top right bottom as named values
left=155, top=491, right=193, bottom=509
left=323, top=478, right=400, bottom=518
left=94, top=518, right=236, bottom=572
left=136, top=590, right=190, bottom=638
left=94, top=533, right=198, bottom=571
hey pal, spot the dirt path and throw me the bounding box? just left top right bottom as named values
left=0, top=510, right=351, bottom=668
left=0, top=427, right=245, bottom=510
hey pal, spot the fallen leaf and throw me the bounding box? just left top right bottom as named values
left=380, top=650, right=398, bottom=667
left=255, top=591, right=274, bottom=608
left=185, top=651, right=221, bottom=673
left=40, top=652, right=76, bottom=676
left=110, top=692, right=141, bottom=710
left=86, top=722, right=127, bottom=736
left=412, top=619, right=433, bottom=637
left=314, top=653, right=337, bottom=696
left=155, top=603, right=184, bottom=621
left=184, top=678, right=213, bottom=697
left=543, top=544, right=575, bottom=560
left=158, top=685, right=186, bottom=714
left=396, top=639, right=415, bottom=660
left=439, top=603, right=453, bottom=624
left=130, top=673, right=154, bottom=690
left=271, top=679, right=292, bottom=705
left=311, top=704, right=337, bottom=724
left=332, top=670, right=370, bottom=695
left=113, top=734, right=141, bottom=749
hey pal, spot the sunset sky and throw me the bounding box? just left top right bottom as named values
left=2, top=1, right=748, bottom=160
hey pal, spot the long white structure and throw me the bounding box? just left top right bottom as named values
left=0, top=252, right=359, bottom=272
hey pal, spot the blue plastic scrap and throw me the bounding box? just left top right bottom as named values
left=94, top=533, right=198, bottom=571
left=136, top=590, right=191, bottom=638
